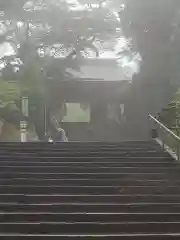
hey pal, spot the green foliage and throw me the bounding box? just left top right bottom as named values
left=0, top=0, right=120, bottom=61
left=158, top=90, right=180, bottom=131
left=0, top=78, right=22, bottom=127
left=0, top=80, right=20, bottom=108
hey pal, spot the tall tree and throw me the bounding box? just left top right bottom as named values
left=0, top=0, right=121, bottom=140
left=120, top=0, right=180, bottom=137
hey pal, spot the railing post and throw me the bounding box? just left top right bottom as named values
left=161, top=130, right=165, bottom=152
left=162, top=138, right=164, bottom=151
left=151, top=129, right=158, bottom=139
left=177, top=147, right=180, bottom=161
left=20, top=121, right=28, bottom=142
left=20, top=96, right=28, bottom=143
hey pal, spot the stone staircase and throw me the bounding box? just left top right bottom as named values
left=0, top=141, right=180, bottom=239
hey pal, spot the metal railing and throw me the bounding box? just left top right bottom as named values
left=149, top=114, right=180, bottom=160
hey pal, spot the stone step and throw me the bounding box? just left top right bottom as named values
left=0, top=234, right=179, bottom=239
left=0, top=172, right=176, bottom=180
left=1, top=178, right=180, bottom=187
left=0, top=151, right=168, bottom=157
left=0, top=222, right=180, bottom=234
left=0, top=166, right=178, bottom=174
left=1, top=194, right=180, bottom=204
left=0, top=161, right=175, bottom=167
left=0, top=156, right=172, bottom=162
left=1, top=202, right=180, bottom=213
left=2, top=212, right=180, bottom=223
